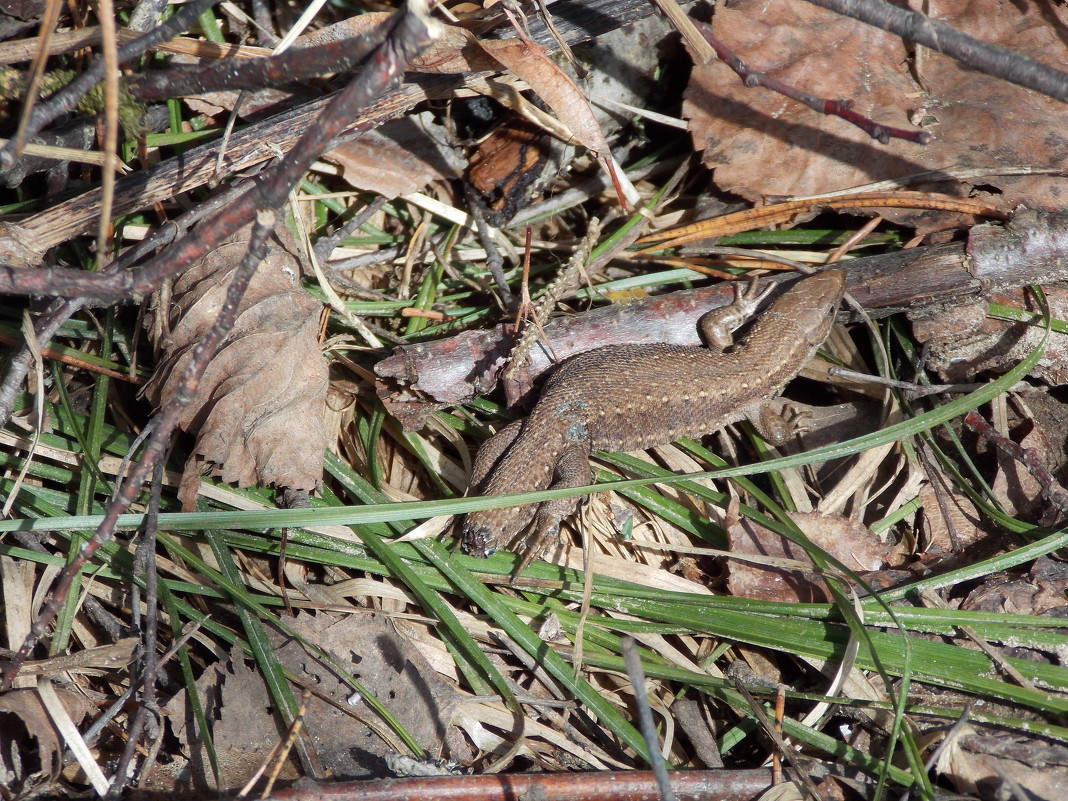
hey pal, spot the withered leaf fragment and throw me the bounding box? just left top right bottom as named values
left=144, top=224, right=328, bottom=507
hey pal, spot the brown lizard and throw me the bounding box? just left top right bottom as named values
left=461, top=268, right=847, bottom=559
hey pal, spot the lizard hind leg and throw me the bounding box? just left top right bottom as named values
left=469, top=418, right=525, bottom=488
left=510, top=443, right=593, bottom=578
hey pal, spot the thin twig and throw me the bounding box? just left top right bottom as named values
left=107, top=458, right=166, bottom=798
left=803, top=0, right=1068, bottom=105
left=621, top=637, right=676, bottom=801
left=691, top=19, right=927, bottom=144
left=96, top=0, right=120, bottom=269
left=0, top=0, right=221, bottom=166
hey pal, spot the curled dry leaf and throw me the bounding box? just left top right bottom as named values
left=480, top=37, right=611, bottom=158
left=988, top=420, right=1061, bottom=522
left=936, top=729, right=1068, bottom=800
left=962, top=556, right=1068, bottom=617
left=143, top=224, right=328, bottom=507
left=323, top=114, right=464, bottom=199
left=684, top=0, right=1068, bottom=233
left=916, top=482, right=986, bottom=559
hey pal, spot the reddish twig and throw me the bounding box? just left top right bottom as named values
left=692, top=19, right=929, bottom=145
left=261, top=769, right=776, bottom=801
left=963, top=410, right=1068, bottom=515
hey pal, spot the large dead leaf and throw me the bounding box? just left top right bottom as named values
left=144, top=224, right=328, bottom=506
left=684, top=0, right=1068, bottom=231
left=268, top=610, right=464, bottom=777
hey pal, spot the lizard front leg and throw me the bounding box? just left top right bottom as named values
left=462, top=414, right=577, bottom=557
left=699, top=278, right=774, bottom=349
left=509, top=442, right=593, bottom=574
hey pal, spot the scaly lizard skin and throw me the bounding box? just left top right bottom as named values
left=461, top=268, right=847, bottom=558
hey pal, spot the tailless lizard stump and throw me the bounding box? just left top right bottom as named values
left=461, top=268, right=847, bottom=560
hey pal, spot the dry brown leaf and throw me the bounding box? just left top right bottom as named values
left=727, top=512, right=894, bottom=602
left=0, top=688, right=93, bottom=796
left=144, top=224, right=328, bottom=507
left=937, top=729, right=1068, bottom=800
left=268, top=610, right=464, bottom=777
left=988, top=419, right=1059, bottom=521
left=164, top=644, right=299, bottom=791
left=683, top=0, right=1068, bottom=232
left=323, top=114, right=463, bottom=199
left=480, top=37, right=611, bottom=158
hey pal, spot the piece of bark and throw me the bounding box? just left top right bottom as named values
left=911, top=286, right=1068, bottom=385
left=376, top=208, right=1068, bottom=431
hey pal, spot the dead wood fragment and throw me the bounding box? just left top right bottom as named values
left=261, top=768, right=776, bottom=801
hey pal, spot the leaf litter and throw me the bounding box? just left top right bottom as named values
left=142, top=222, right=329, bottom=510
left=2, top=0, right=1068, bottom=798
left=684, top=0, right=1068, bottom=233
